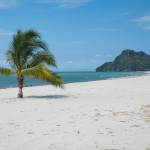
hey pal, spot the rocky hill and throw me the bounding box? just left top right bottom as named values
left=96, top=49, right=150, bottom=72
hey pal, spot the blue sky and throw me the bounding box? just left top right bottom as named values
left=0, top=0, right=150, bottom=71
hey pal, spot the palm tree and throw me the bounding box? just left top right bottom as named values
left=0, top=29, right=64, bottom=98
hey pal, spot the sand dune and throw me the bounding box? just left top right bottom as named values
left=0, top=74, right=150, bottom=150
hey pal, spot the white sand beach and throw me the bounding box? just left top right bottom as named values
left=0, top=74, right=150, bottom=150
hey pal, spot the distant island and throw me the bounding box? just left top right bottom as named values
left=96, top=49, right=150, bottom=72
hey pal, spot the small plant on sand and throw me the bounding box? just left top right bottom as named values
left=0, top=29, right=64, bottom=98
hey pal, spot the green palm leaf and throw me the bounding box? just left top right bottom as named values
left=25, top=52, right=56, bottom=68
left=22, top=64, right=64, bottom=88
left=0, top=67, right=15, bottom=77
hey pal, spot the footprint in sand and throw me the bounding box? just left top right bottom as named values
left=8, top=122, right=15, bottom=125
left=68, top=121, right=75, bottom=123
left=16, top=124, right=20, bottom=126
left=120, top=120, right=126, bottom=123
left=97, top=132, right=104, bottom=134
left=43, top=133, right=50, bottom=135
left=36, top=120, right=43, bottom=122
left=27, top=131, right=34, bottom=134
left=130, top=125, right=140, bottom=127
left=8, top=134, right=14, bottom=136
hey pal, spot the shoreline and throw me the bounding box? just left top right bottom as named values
left=0, top=71, right=148, bottom=90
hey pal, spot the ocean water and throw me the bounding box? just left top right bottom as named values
left=0, top=72, right=146, bottom=89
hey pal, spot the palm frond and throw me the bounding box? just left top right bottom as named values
left=22, top=65, right=64, bottom=88
left=0, top=67, right=15, bottom=77
left=46, top=71, right=64, bottom=88
left=25, top=51, right=56, bottom=68
left=7, top=29, right=50, bottom=70
left=24, top=29, right=41, bottom=40
left=18, top=40, right=49, bottom=67
left=6, top=50, right=17, bottom=70
left=21, top=64, right=44, bottom=77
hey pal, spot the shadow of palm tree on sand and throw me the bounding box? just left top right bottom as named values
left=26, top=95, right=69, bottom=99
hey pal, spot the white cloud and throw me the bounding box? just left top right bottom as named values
left=0, top=29, right=13, bottom=36
left=143, top=25, right=150, bottom=30
left=90, top=59, right=97, bottom=63
left=96, top=54, right=101, bottom=57
left=67, top=61, right=73, bottom=64
left=88, top=28, right=124, bottom=32
left=106, top=54, right=113, bottom=58
left=132, top=15, right=150, bottom=22
left=132, top=14, right=150, bottom=30
left=39, top=0, right=93, bottom=8
left=0, top=0, right=17, bottom=8
left=67, top=59, right=102, bottom=65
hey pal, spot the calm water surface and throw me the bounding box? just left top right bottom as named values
left=0, top=72, right=146, bottom=89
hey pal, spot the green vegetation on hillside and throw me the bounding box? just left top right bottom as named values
left=96, top=49, right=150, bottom=72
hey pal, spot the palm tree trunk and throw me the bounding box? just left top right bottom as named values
left=17, top=74, right=24, bottom=98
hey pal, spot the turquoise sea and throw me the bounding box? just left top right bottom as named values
left=0, top=72, right=146, bottom=89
